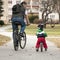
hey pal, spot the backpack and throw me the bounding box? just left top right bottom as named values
left=12, top=4, right=25, bottom=18
left=12, top=4, right=21, bottom=14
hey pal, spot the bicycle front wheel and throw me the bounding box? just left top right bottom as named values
left=40, top=42, right=43, bottom=52
left=19, top=32, right=26, bottom=49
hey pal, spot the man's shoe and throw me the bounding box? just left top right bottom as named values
left=19, top=32, right=24, bottom=37
left=15, top=46, right=18, bottom=51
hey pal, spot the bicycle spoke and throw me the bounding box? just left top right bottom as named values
left=19, top=32, right=26, bottom=49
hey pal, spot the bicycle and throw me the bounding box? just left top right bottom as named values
left=36, top=41, right=47, bottom=52
left=36, top=33, right=47, bottom=52
left=13, top=22, right=26, bottom=51
left=39, top=41, right=47, bottom=52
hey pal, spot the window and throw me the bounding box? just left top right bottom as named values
left=16, top=1, right=20, bottom=4
left=8, top=1, right=12, bottom=4
left=8, top=8, right=12, bottom=11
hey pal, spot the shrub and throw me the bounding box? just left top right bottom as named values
left=0, top=20, right=4, bottom=26
left=29, top=15, right=38, bottom=23
left=33, top=18, right=39, bottom=24
left=33, top=19, right=43, bottom=24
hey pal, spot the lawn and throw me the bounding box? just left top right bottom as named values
left=25, top=24, right=60, bottom=36
left=25, top=24, right=60, bottom=48
left=26, top=24, right=60, bottom=48
left=0, top=35, right=11, bottom=46
left=1, top=24, right=60, bottom=47
left=6, top=24, right=60, bottom=48
left=46, top=38, right=60, bottom=48
left=7, top=24, right=60, bottom=36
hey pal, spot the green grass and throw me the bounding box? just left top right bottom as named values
left=44, top=28, right=60, bottom=35
left=46, top=38, right=60, bottom=48
left=6, top=24, right=60, bottom=48
left=7, top=24, right=60, bottom=36
left=44, top=24, right=60, bottom=35
left=25, top=24, right=37, bottom=35
left=25, top=24, right=60, bottom=36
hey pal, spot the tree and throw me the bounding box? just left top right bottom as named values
left=52, top=0, right=60, bottom=23
left=40, top=0, right=53, bottom=28
left=0, top=0, right=4, bottom=19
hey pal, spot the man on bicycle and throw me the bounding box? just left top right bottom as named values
left=11, top=1, right=30, bottom=36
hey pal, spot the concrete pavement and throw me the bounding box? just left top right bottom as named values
left=0, top=25, right=60, bottom=60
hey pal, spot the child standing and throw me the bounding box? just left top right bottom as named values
left=36, top=24, right=48, bottom=52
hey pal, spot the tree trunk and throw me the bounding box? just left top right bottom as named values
left=42, top=11, right=46, bottom=28
left=0, top=17, right=1, bottom=19
left=59, top=13, right=60, bottom=23
left=44, top=23, right=46, bottom=28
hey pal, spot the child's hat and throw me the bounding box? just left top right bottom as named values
left=38, top=23, right=44, bottom=28
left=38, top=23, right=44, bottom=31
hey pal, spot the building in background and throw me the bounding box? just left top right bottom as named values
left=1, top=0, right=40, bottom=24
left=24, top=0, right=39, bottom=13
left=1, top=0, right=19, bottom=24
left=1, top=0, right=59, bottom=24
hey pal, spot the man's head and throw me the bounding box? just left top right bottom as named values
left=21, top=1, right=27, bottom=8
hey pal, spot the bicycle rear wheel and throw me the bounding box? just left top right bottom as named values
left=13, top=30, right=19, bottom=51
left=19, top=32, right=26, bottom=49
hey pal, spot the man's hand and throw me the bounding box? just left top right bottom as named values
left=26, top=22, right=30, bottom=26
left=25, top=15, right=30, bottom=26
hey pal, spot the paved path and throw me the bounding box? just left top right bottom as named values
left=0, top=25, right=60, bottom=60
